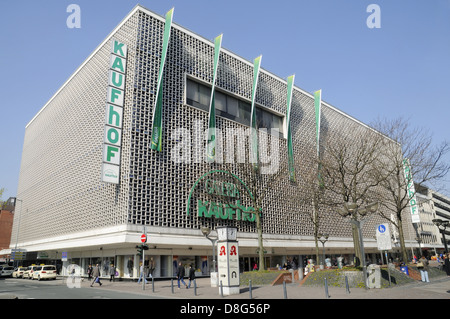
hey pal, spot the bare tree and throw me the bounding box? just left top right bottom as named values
left=283, top=153, right=325, bottom=267
left=223, top=132, right=288, bottom=272
left=318, top=121, right=387, bottom=266
left=371, top=117, right=450, bottom=262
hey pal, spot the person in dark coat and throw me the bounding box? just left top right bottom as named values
left=187, top=264, right=196, bottom=288
left=87, top=264, right=93, bottom=280
left=444, top=253, right=450, bottom=277
left=176, top=262, right=187, bottom=289
left=90, top=264, right=102, bottom=287
left=109, top=264, right=116, bottom=282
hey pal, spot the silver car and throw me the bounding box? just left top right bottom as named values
left=0, top=266, right=14, bottom=277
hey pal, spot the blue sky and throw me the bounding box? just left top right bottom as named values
left=1, top=0, right=449, bottom=200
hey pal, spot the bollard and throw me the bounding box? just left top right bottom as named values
left=194, top=279, right=197, bottom=296
left=324, top=277, right=330, bottom=299
left=171, top=278, right=174, bottom=294
left=152, top=277, right=155, bottom=293
left=249, top=280, right=252, bottom=299
left=387, top=266, right=392, bottom=287
left=220, top=280, right=223, bottom=297
left=345, top=275, right=350, bottom=294
left=283, top=280, right=287, bottom=299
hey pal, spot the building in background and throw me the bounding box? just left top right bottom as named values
left=416, top=185, right=450, bottom=256
left=0, top=199, right=15, bottom=263
left=4, top=5, right=422, bottom=277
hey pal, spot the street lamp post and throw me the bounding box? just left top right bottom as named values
left=338, top=202, right=379, bottom=290
left=432, top=219, right=449, bottom=253
left=201, top=227, right=217, bottom=273
left=317, top=233, right=329, bottom=270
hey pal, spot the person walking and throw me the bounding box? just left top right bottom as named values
left=417, top=255, right=430, bottom=283
left=90, top=264, right=102, bottom=287
left=87, top=264, right=93, bottom=280
left=148, top=257, right=155, bottom=279
left=187, top=264, right=196, bottom=288
left=109, top=263, right=116, bottom=282
left=137, top=262, right=147, bottom=284
left=176, top=262, right=187, bottom=289
left=444, top=253, right=450, bottom=277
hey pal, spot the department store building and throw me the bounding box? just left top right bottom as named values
left=8, top=5, right=420, bottom=278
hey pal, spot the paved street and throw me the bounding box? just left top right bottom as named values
left=0, top=277, right=158, bottom=299
left=89, top=276, right=450, bottom=300
left=1, top=275, right=448, bottom=318
left=2, top=275, right=448, bottom=300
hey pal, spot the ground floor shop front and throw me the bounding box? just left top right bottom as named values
left=17, top=252, right=408, bottom=280
left=15, top=247, right=414, bottom=280
left=6, top=225, right=423, bottom=278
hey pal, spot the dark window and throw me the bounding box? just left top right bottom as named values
left=186, top=78, right=283, bottom=137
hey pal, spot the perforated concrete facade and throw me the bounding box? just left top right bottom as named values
left=12, top=5, right=413, bottom=255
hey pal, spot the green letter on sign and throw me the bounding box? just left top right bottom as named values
left=104, top=145, right=121, bottom=165
left=111, top=56, right=126, bottom=73
left=107, top=146, right=118, bottom=162
left=112, top=40, right=127, bottom=57
left=106, top=126, right=120, bottom=144
left=107, top=104, right=123, bottom=128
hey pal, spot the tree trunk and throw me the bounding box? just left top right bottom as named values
left=352, top=221, right=362, bottom=267
left=255, top=212, right=265, bottom=271
left=313, top=202, right=320, bottom=267
left=314, top=236, right=320, bottom=267
left=397, top=218, right=409, bottom=263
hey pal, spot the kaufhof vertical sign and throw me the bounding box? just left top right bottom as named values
left=102, top=39, right=128, bottom=184
left=402, top=158, right=420, bottom=223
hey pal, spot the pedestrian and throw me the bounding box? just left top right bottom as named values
left=90, top=264, right=102, bottom=287
left=109, top=263, right=116, bottom=282
left=187, top=264, right=196, bottom=288
left=69, top=265, right=76, bottom=279
left=148, top=257, right=155, bottom=279
left=444, top=253, right=450, bottom=277
left=417, top=255, right=430, bottom=283
left=337, top=256, right=344, bottom=269
left=87, top=264, right=93, bottom=280
left=176, top=262, right=187, bottom=289
left=137, top=262, right=147, bottom=284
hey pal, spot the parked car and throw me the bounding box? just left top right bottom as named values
left=0, top=266, right=15, bottom=277
left=23, top=265, right=40, bottom=279
left=12, top=266, right=28, bottom=278
left=32, top=265, right=57, bottom=280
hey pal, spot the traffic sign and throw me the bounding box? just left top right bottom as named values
left=11, top=249, right=26, bottom=261
left=140, top=234, right=147, bottom=243
left=376, top=223, right=392, bottom=251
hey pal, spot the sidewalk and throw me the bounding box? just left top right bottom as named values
left=83, top=276, right=450, bottom=299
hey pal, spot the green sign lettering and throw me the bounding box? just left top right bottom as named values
left=106, top=127, right=120, bottom=144
left=110, top=71, right=123, bottom=88
left=107, top=104, right=122, bottom=127
left=197, top=199, right=256, bottom=222
left=106, top=145, right=119, bottom=162
left=113, top=40, right=126, bottom=57
left=111, top=56, right=125, bottom=73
